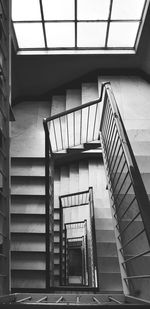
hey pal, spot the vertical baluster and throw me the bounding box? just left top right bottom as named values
left=52, top=120, right=58, bottom=152
left=66, top=114, right=69, bottom=148
left=86, top=106, right=90, bottom=142
left=59, top=117, right=63, bottom=151
left=92, top=102, right=98, bottom=140
left=80, top=108, right=82, bottom=145
left=73, top=111, right=75, bottom=147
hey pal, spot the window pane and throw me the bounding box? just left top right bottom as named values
left=107, top=22, right=139, bottom=47
left=42, top=0, right=74, bottom=20
left=12, top=0, right=41, bottom=21
left=77, top=0, right=110, bottom=20
left=14, top=23, right=45, bottom=48
left=45, top=22, right=75, bottom=47
left=77, top=22, right=107, bottom=47
left=111, top=0, right=145, bottom=20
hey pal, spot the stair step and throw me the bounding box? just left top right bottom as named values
left=96, top=230, right=115, bottom=242
left=11, top=195, right=45, bottom=214
left=131, top=141, right=150, bottom=156
left=127, top=129, right=150, bottom=142
left=66, top=89, right=81, bottom=110
left=84, top=142, right=101, bottom=150
left=11, top=157, right=45, bottom=176
left=97, top=242, right=118, bottom=257
left=60, top=165, right=69, bottom=196
left=98, top=273, right=122, bottom=292
left=95, top=218, right=114, bottom=230
left=82, top=82, right=99, bottom=104
left=69, top=162, right=79, bottom=194
left=11, top=176, right=45, bottom=195
left=79, top=160, right=89, bottom=191
left=11, top=215, right=45, bottom=233
left=97, top=257, right=120, bottom=273
left=11, top=101, right=50, bottom=158
left=51, top=95, right=66, bottom=116
left=11, top=270, right=46, bottom=289
left=67, top=147, right=84, bottom=154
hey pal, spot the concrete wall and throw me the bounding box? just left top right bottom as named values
left=99, top=75, right=150, bottom=138
left=11, top=101, right=50, bottom=157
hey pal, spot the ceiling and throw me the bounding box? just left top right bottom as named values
left=11, top=1, right=150, bottom=104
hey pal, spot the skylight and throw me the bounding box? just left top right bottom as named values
left=12, top=0, right=149, bottom=53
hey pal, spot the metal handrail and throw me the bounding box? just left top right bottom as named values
left=100, top=83, right=150, bottom=298
left=43, top=82, right=108, bottom=154
left=101, top=83, right=150, bottom=244
left=44, top=82, right=107, bottom=124
left=60, top=189, right=89, bottom=199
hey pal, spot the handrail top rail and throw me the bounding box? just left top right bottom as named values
left=43, top=82, right=110, bottom=124
left=65, top=219, right=87, bottom=227
left=67, top=236, right=83, bottom=240
left=59, top=186, right=93, bottom=199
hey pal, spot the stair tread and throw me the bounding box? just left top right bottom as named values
left=82, top=82, right=99, bottom=105
left=66, top=89, right=81, bottom=110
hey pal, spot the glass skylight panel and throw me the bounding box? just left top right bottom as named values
left=42, top=0, right=74, bottom=20
left=108, top=22, right=139, bottom=48
left=12, top=0, right=148, bottom=51
left=12, top=0, right=41, bottom=21
left=77, top=22, right=107, bottom=47
left=45, top=22, right=75, bottom=47
left=111, top=0, right=145, bottom=20
left=14, top=23, right=45, bottom=48
left=77, top=0, right=110, bottom=20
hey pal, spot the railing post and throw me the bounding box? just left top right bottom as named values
left=89, top=186, right=98, bottom=288
left=59, top=196, right=63, bottom=286
left=44, top=119, right=50, bottom=289
left=64, top=225, right=67, bottom=285
left=43, top=119, right=54, bottom=290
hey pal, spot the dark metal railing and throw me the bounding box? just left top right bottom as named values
left=59, top=188, right=98, bottom=288
left=89, top=187, right=98, bottom=288
left=100, top=82, right=150, bottom=298
left=60, top=189, right=89, bottom=208
left=44, top=120, right=54, bottom=289
left=43, top=84, right=108, bottom=154
left=64, top=220, right=87, bottom=286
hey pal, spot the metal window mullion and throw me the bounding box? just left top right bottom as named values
left=39, top=0, right=47, bottom=49
left=75, top=0, right=77, bottom=48
left=105, top=0, right=113, bottom=47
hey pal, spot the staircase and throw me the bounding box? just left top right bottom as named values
left=10, top=74, right=150, bottom=305
left=11, top=101, right=51, bottom=291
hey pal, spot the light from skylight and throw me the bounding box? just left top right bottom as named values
left=12, top=0, right=41, bottom=21
left=108, top=22, right=139, bottom=47
left=14, top=23, right=45, bottom=48
left=77, top=0, right=110, bottom=20
left=45, top=22, right=75, bottom=47
left=111, top=0, right=145, bottom=20
left=42, top=0, right=74, bottom=20
left=77, top=22, right=107, bottom=47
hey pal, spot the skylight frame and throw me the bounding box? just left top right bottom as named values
left=11, top=0, right=150, bottom=53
